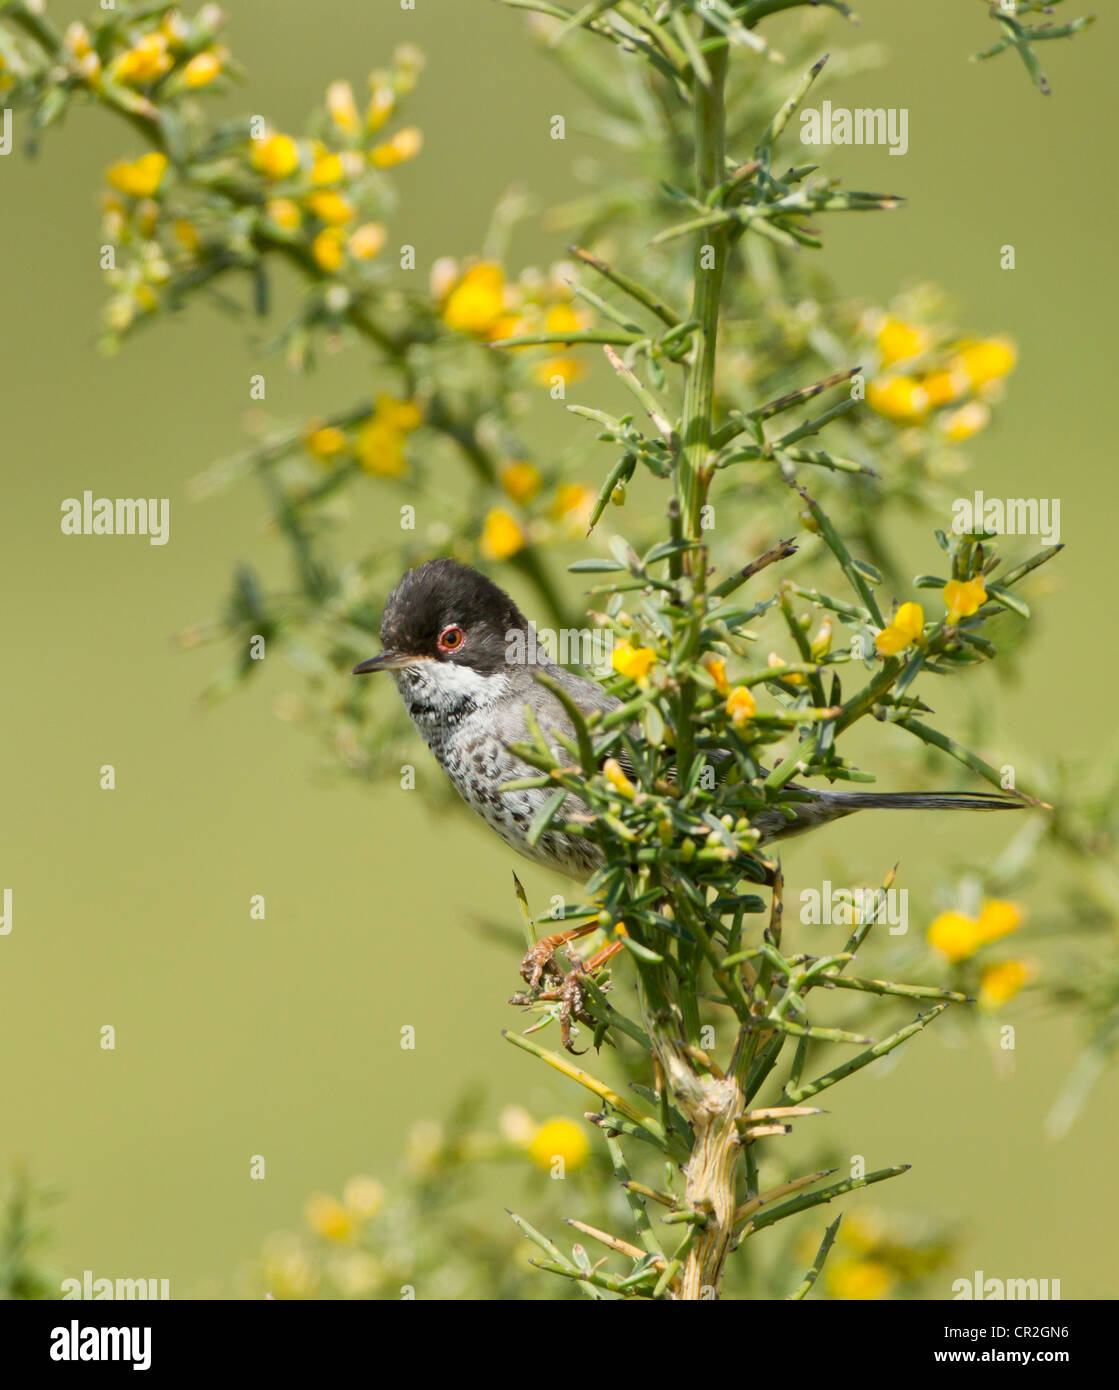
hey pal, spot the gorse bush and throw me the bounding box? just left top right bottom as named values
left=2, top=0, right=1111, bottom=1299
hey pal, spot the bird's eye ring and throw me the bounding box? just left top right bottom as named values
left=438, top=624, right=465, bottom=653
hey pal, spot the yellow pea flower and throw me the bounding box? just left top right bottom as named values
left=304, top=423, right=348, bottom=463
left=480, top=508, right=526, bottom=561
left=252, top=132, right=300, bottom=180
left=612, top=640, right=658, bottom=684
left=726, top=685, right=757, bottom=726
left=977, top=899, right=1022, bottom=944
left=943, top=577, right=987, bottom=624
left=867, top=375, right=929, bottom=423
left=366, top=83, right=395, bottom=133
left=112, top=33, right=172, bottom=85
left=306, top=189, right=355, bottom=226
left=265, top=198, right=302, bottom=233
left=370, top=125, right=423, bottom=168
left=356, top=421, right=407, bottom=477
left=374, top=395, right=423, bottom=433
left=941, top=401, right=990, bottom=442
left=182, top=51, right=222, bottom=88
left=499, top=460, right=542, bottom=504
left=310, top=227, right=346, bottom=272
left=348, top=222, right=386, bottom=260
left=304, top=1194, right=355, bottom=1243
left=527, top=1118, right=589, bottom=1172
left=533, top=356, right=585, bottom=387
left=767, top=652, right=805, bottom=685
left=550, top=482, right=595, bottom=534
left=106, top=152, right=168, bottom=198
left=954, top=337, right=1017, bottom=388
left=927, top=910, right=985, bottom=964
left=921, top=367, right=967, bottom=407
left=979, top=959, right=1034, bottom=1010
left=327, top=80, right=360, bottom=135
left=877, top=316, right=929, bottom=366
left=544, top=301, right=583, bottom=335
left=875, top=601, right=924, bottom=657
left=442, top=262, right=505, bottom=336
left=810, top=619, right=833, bottom=660
left=703, top=654, right=729, bottom=695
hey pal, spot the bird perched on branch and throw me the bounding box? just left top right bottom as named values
left=354, top=558, right=1024, bottom=1043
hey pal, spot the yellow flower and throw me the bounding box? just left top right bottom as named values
left=977, top=899, right=1022, bottom=943
left=544, top=301, right=583, bottom=335
left=979, top=959, right=1034, bottom=1010
left=326, top=80, right=360, bottom=135
left=603, top=758, right=637, bottom=800
left=877, top=316, right=930, bottom=366
left=499, top=461, right=542, bottom=505
left=941, top=401, right=990, bottom=442
left=479, top=508, right=525, bottom=561
left=703, top=654, right=729, bottom=695
left=304, top=1194, right=355, bottom=1242
left=828, top=1258, right=894, bottom=1301
left=375, top=395, right=423, bottom=433
left=442, top=262, right=506, bottom=336
left=348, top=222, right=386, bottom=260
left=106, top=152, right=168, bottom=198
left=550, top=482, right=595, bottom=534
left=943, top=577, right=987, bottom=624
left=311, top=226, right=346, bottom=272
left=252, top=132, right=300, bottom=180
left=370, top=125, right=423, bottom=168
left=726, top=685, right=757, bottom=726
left=612, top=640, right=658, bottom=684
left=182, top=51, right=222, bottom=88
left=342, top=1175, right=384, bottom=1218
left=306, top=189, right=355, bottom=225
left=954, top=337, right=1017, bottom=388
left=767, top=652, right=805, bottom=685
left=354, top=396, right=422, bottom=477
left=928, top=899, right=1023, bottom=963
left=265, top=198, right=302, bottom=233
left=875, top=601, right=924, bottom=657
left=927, top=910, right=985, bottom=964
left=532, top=355, right=585, bottom=387
left=366, top=83, right=395, bottom=133
left=112, top=33, right=172, bottom=85
left=867, top=374, right=930, bottom=423
left=921, top=367, right=967, bottom=407
left=809, top=619, right=833, bottom=660
left=527, top=1118, right=589, bottom=1172
left=304, top=423, right=348, bottom=462
left=310, top=145, right=345, bottom=186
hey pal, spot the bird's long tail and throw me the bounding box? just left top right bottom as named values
left=816, top=790, right=1024, bottom=813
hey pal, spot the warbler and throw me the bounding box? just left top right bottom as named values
left=353, top=558, right=1022, bottom=878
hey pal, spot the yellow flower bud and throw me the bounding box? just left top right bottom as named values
left=310, top=227, right=346, bottom=272
left=527, top=1118, right=589, bottom=1172
left=979, top=959, right=1034, bottom=1010
left=954, top=337, right=1017, bottom=387
left=252, top=132, right=300, bottom=180
left=877, top=316, right=929, bottom=366
left=726, top=686, right=757, bottom=726
left=370, top=125, right=423, bottom=168
left=499, top=461, right=542, bottom=504
left=306, top=189, right=356, bottom=226
left=867, top=374, right=929, bottom=423
left=265, top=198, right=301, bottom=233
left=442, top=262, right=505, bottom=336
left=703, top=654, right=729, bottom=695
left=182, top=51, right=222, bottom=88
left=304, top=1194, right=355, bottom=1242
left=304, top=423, right=348, bottom=462
left=941, top=401, right=990, bottom=442
left=348, top=222, right=386, bottom=260
left=480, top=508, right=525, bottom=561
left=327, top=80, right=360, bottom=135
left=603, top=758, right=637, bottom=800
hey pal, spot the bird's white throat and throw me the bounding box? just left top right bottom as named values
left=393, top=660, right=512, bottom=735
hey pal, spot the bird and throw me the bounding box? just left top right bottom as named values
left=354, top=558, right=1025, bottom=1042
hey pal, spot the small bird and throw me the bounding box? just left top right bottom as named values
left=354, top=559, right=1023, bottom=1040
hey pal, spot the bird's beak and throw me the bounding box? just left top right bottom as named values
left=352, top=651, right=419, bottom=675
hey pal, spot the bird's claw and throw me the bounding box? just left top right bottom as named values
left=512, top=943, right=599, bottom=1054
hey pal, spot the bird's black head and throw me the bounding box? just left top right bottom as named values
left=353, top=558, right=529, bottom=677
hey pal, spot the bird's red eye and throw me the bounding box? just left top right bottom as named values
left=438, top=625, right=465, bottom=652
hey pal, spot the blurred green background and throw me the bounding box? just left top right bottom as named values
left=1, top=0, right=1116, bottom=1296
